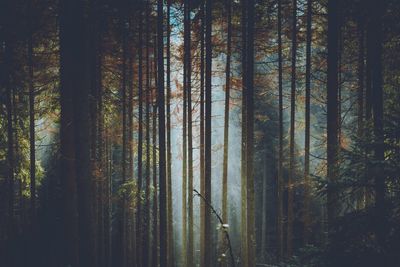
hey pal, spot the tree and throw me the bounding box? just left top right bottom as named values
left=204, top=0, right=213, bottom=265
left=277, top=0, right=284, bottom=258
left=136, top=6, right=144, bottom=264
left=303, top=0, right=312, bottom=245
left=287, top=0, right=297, bottom=256
left=327, top=0, right=339, bottom=231
left=157, top=0, right=167, bottom=265
left=166, top=1, right=174, bottom=266
left=245, top=0, right=255, bottom=265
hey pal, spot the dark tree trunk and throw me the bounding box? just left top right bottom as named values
left=185, top=0, right=194, bottom=265
left=287, top=0, right=297, bottom=257
left=303, top=0, right=312, bottom=245
left=327, top=0, right=339, bottom=231
left=144, top=3, right=151, bottom=265
left=245, top=0, right=255, bottom=265
left=222, top=0, right=232, bottom=227
left=157, top=0, right=167, bottom=264
left=59, top=0, right=87, bottom=265
left=199, top=1, right=206, bottom=266
left=136, top=8, right=144, bottom=265
left=277, top=0, right=284, bottom=258
left=368, top=0, right=386, bottom=244
left=241, top=0, right=248, bottom=263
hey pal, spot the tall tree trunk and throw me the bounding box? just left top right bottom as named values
left=185, top=0, right=194, bottom=265
left=277, top=0, right=284, bottom=258
left=222, top=0, right=232, bottom=229
left=327, top=0, right=339, bottom=232
left=303, top=0, right=312, bottom=245
left=368, top=0, right=386, bottom=244
left=287, top=0, right=297, bottom=257
left=144, top=3, right=151, bottom=265
left=166, top=1, right=175, bottom=266
left=166, top=2, right=174, bottom=266
left=356, top=17, right=365, bottom=210
left=199, top=1, right=206, bottom=265
left=182, top=0, right=188, bottom=262
left=157, top=0, right=167, bottom=264
left=120, top=14, right=128, bottom=267
left=221, top=0, right=232, bottom=263
left=241, top=0, right=248, bottom=264
left=152, top=56, right=159, bottom=267
left=204, top=0, right=213, bottom=265
left=136, top=8, right=144, bottom=266
left=127, top=37, right=136, bottom=267
left=245, top=0, right=255, bottom=265
left=59, top=0, right=87, bottom=265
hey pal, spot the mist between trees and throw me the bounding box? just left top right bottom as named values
left=0, top=0, right=399, bottom=266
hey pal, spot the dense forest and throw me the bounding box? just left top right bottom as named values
left=1, top=0, right=400, bottom=266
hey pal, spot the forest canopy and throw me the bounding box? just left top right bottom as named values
left=0, top=0, right=400, bottom=266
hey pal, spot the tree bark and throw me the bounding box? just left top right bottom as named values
left=287, top=0, right=297, bottom=257
left=303, top=0, right=312, bottom=246
left=157, top=0, right=167, bottom=264
left=277, top=0, right=284, bottom=258
left=204, top=0, right=213, bottom=265
left=327, top=0, right=339, bottom=232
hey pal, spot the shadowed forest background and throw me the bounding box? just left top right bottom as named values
left=1, top=0, right=400, bottom=266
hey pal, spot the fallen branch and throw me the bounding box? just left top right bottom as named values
left=193, top=189, right=236, bottom=267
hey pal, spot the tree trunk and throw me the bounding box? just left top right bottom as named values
left=28, top=35, right=36, bottom=220
left=368, top=0, right=386, bottom=244
left=144, top=3, right=151, bottom=265
left=166, top=1, right=175, bottom=266
left=287, top=0, right=297, bottom=257
left=199, top=1, right=206, bottom=266
left=327, top=0, right=339, bottom=232
left=157, top=0, right=167, bottom=264
left=136, top=8, right=144, bottom=266
left=303, top=0, right=312, bottom=245
left=241, top=0, right=248, bottom=264
left=245, top=0, right=255, bottom=265
left=59, top=0, right=85, bottom=265
left=185, top=0, right=194, bottom=265
left=277, top=0, right=284, bottom=258
left=204, top=0, right=213, bottom=265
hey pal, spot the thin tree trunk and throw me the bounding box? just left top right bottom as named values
left=222, top=0, right=232, bottom=229
left=151, top=34, right=159, bottom=267
left=287, top=0, right=297, bottom=257
left=245, top=0, right=255, bottom=265
left=157, top=0, right=167, bottom=264
left=185, top=0, right=194, bottom=265
left=204, top=0, right=213, bottom=265
left=144, top=2, right=151, bottom=265
left=182, top=0, right=188, bottom=261
left=241, top=0, right=248, bottom=264
left=136, top=8, right=144, bottom=266
left=166, top=1, right=175, bottom=266
left=356, top=18, right=365, bottom=210
left=221, top=0, right=232, bottom=264
left=303, top=0, right=312, bottom=245
left=199, top=1, right=206, bottom=265
left=120, top=14, right=128, bottom=267
left=277, top=0, right=284, bottom=258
